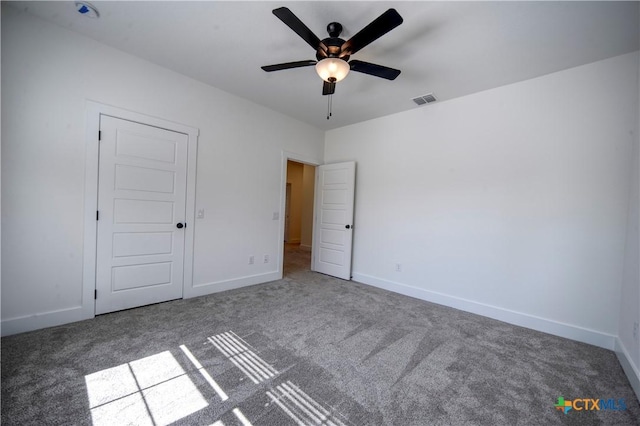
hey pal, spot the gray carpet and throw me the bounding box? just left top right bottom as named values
left=2, top=245, right=639, bottom=425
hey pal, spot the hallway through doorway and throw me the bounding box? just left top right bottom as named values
left=283, top=243, right=312, bottom=278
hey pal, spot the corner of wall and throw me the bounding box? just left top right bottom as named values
left=616, top=337, right=640, bottom=401
left=615, top=47, right=640, bottom=403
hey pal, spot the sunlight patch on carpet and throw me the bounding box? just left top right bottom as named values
left=208, top=331, right=278, bottom=384
left=85, top=350, right=208, bottom=426
left=232, top=407, right=254, bottom=426
left=267, top=380, right=348, bottom=426
left=180, top=344, right=229, bottom=401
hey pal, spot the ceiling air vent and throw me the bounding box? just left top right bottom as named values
left=412, top=93, right=437, bottom=106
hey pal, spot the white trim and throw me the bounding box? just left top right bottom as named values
left=352, top=272, right=616, bottom=350
left=83, top=101, right=200, bottom=313
left=1, top=306, right=86, bottom=336
left=82, top=103, right=101, bottom=323
left=181, top=114, right=199, bottom=299
left=615, top=338, right=640, bottom=401
left=187, top=272, right=281, bottom=297
left=279, top=151, right=323, bottom=278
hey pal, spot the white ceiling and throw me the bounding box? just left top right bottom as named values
left=11, top=1, right=640, bottom=130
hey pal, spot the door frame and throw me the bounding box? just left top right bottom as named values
left=82, top=101, right=199, bottom=318
left=278, top=151, right=322, bottom=278
left=284, top=183, right=292, bottom=243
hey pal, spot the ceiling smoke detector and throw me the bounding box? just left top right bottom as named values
left=75, top=2, right=99, bottom=18
left=412, top=93, right=437, bottom=106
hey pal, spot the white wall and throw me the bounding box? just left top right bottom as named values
left=326, top=52, right=639, bottom=349
left=616, top=41, right=640, bottom=396
left=1, top=7, right=324, bottom=335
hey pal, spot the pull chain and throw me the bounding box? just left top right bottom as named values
left=325, top=76, right=337, bottom=120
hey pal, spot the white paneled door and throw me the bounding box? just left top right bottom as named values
left=312, top=162, right=356, bottom=280
left=95, top=116, right=188, bottom=314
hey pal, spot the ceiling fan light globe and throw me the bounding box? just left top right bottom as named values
left=315, top=58, right=350, bottom=82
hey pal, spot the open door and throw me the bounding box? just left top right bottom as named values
left=312, top=162, right=356, bottom=280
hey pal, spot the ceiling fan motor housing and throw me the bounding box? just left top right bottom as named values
left=315, top=21, right=349, bottom=60
left=317, top=37, right=349, bottom=61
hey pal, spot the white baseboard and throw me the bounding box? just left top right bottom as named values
left=615, top=338, right=640, bottom=401
left=352, top=272, right=616, bottom=350
left=186, top=271, right=281, bottom=298
left=2, top=271, right=282, bottom=336
left=299, top=244, right=312, bottom=251
left=1, top=306, right=93, bottom=337
left=2, top=270, right=620, bottom=356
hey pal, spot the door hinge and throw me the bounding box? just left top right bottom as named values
left=98, top=130, right=101, bottom=141
left=96, top=211, right=99, bottom=220
left=94, top=290, right=97, bottom=300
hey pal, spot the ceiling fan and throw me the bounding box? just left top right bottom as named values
left=261, top=7, right=403, bottom=117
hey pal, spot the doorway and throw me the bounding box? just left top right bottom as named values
left=83, top=102, right=198, bottom=320
left=283, top=160, right=316, bottom=277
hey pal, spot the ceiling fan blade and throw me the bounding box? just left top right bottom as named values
left=322, top=80, right=336, bottom=96
left=261, top=60, right=317, bottom=72
left=273, top=7, right=325, bottom=51
left=349, top=60, right=401, bottom=80
left=341, top=9, right=403, bottom=56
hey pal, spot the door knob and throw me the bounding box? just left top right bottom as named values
left=176, top=223, right=185, bottom=229
left=345, top=224, right=351, bottom=229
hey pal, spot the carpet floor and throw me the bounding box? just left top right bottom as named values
left=2, top=244, right=639, bottom=425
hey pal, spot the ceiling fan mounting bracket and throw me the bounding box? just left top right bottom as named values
left=327, top=22, right=343, bottom=38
